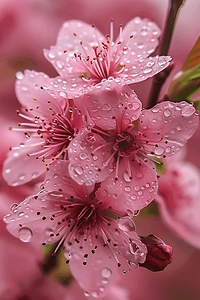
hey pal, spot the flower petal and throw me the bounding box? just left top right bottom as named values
left=66, top=237, right=119, bottom=298
left=44, top=20, right=105, bottom=78
left=139, top=101, right=199, bottom=158
left=122, top=56, right=172, bottom=84
left=99, top=159, right=158, bottom=213
left=4, top=190, right=71, bottom=244
left=80, top=79, right=142, bottom=131
left=15, top=70, right=62, bottom=118
left=68, top=129, right=113, bottom=186
left=3, top=136, right=46, bottom=186
left=156, top=161, right=200, bottom=248
left=42, top=160, right=94, bottom=197
left=117, top=17, right=161, bottom=61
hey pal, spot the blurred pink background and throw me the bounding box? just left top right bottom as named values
left=0, top=0, right=200, bottom=299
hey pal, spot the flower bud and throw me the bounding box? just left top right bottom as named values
left=139, top=234, right=173, bottom=272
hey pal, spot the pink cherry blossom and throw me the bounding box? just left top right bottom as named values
left=44, top=18, right=171, bottom=96
left=68, top=79, right=199, bottom=211
left=156, top=153, right=200, bottom=249
left=4, top=160, right=147, bottom=297
left=2, top=70, right=86, bottom=187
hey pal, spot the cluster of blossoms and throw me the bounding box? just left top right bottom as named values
left=2, top=18, right=199, bottom=297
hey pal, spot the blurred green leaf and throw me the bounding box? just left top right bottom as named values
left=167, top=36, right=200, bottom=102
left=182, top=36, right=200, bottom=71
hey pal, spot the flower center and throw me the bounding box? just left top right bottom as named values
left=116, top=132, right=134, bottom=150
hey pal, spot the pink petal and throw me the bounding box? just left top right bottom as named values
left=45, top=75, right=88, bottom=99
left=156, top=161, right=200, bottom=248
left=4, top=190, right=70, bottom=244
left=15, top=70, right=62, bottom=118
left=122, top=56, right=172, bottom=84
left=139, top=101, right=199, bottom=158
left=68, top=129, right=113, bottom=186
left=80, top=79, right=142, bottom=131
left=44, top=20, right=105, bottom=78
left=117, top=17, right=161, bottom=61
left=42, top=160, right=94, bottom=196
left=3, top=136, right=46, bottom=186
left=99, top=158, right=158, bottom=213
left=66, top=237, right=119, bottom=298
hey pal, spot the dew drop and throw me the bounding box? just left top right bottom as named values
left=21, top=86, right=28, bottom=92
left=101, top=278, right=108, bottom=284
left=124, top=186, right=131, bottom=192
left=154, top=146, right=164, bottom=155
left=74, top=166, right=84, bottom=175
left=151, top=107, right=159, bottom=113
left=123, top=172, right=132, bottom=182
left=91, top=291, right=98, bottom=298
left=163, top=109, right=172, bottom=117
left=118, top=218, right=135, bottom=232
left=48, top=51, right=56, bottom=59
left=56, top=60, right=64, bottom=69
left=131, top=195, right=137, bottom=200
left=18, top=212, right=25, bottom=217
left=101, top=268, right=112, bottom=278
left=177, top=124, right=182, bottom=131
left=5, top=168, right=11, bottom=174
left=143, top=67, right=152, bottom=74
left=79, top=153, right=87, bottom=160
left=16, top=71, right=24, bottom=80
left=10, top=203, right=18, bottom=210
left=136, top=173, right=143, bottom=179
left=134, top=185, right=140, bottom=191
left=18, top=227, right=32, bottom=242
left=84, top=291, right=90, bottom=297
left=102, top=104, right=111, bottom=111
left=19, top=174, right=26, bottom=180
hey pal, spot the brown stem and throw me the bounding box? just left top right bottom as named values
left=147, top=0, right=186, bottom=109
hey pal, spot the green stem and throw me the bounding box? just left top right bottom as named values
left=147, top=0, right=186, bottom=109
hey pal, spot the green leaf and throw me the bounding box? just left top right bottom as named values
left=167, top=36, right=200, bottom=102
left=149, top=157, right=166, bottom=174
left=182, top=36, right=200, bottom=71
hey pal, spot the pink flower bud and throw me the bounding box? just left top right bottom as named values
left=139, top=234, right=173, bottom=272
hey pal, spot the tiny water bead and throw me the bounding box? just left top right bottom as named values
left=18, top=227, right=33, bottom=242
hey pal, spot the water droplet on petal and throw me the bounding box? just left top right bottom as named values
left=101, top=278, right=108, bottom=284
left=5, top=168, right=11, bottom=174
left=154, top=146, right=164, bottom=156
left=19, top=174, right=26, bottom=180
left=74, top=166, right=84, bottom=175
left=18, top=227, right=32, bottom=242
left=118, top=218, right=135, bottom=232
left=91, top=291, right=98, bottom=298
left=16, top=71, right=24, bottom=80
left=151, top=107, right=159, bottom=113
left=84, top=291, right=90, bottom=297
left=18, top=212, right=25, bottom=217
left=56, top=60, right=64, bottom=69
left=124, top=186, right=131, bottom=192
left=10, top=203, right=18, bottom=210
left=101, top=268, right=112, bottom=278
left=79, top=153, right=87, bottom=160
left=143, top=67, right=152, bottom=74
left=163, top=109, right=172, bottom=117
left=48, top=51, right=56, bottom=59
left=123, top=172, right=132, bottom=182
left=177, top=124, right=182, bottom=131
left=102, top=104, right=111, bottom=111
left=136, top=173, right=143, bottom=179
